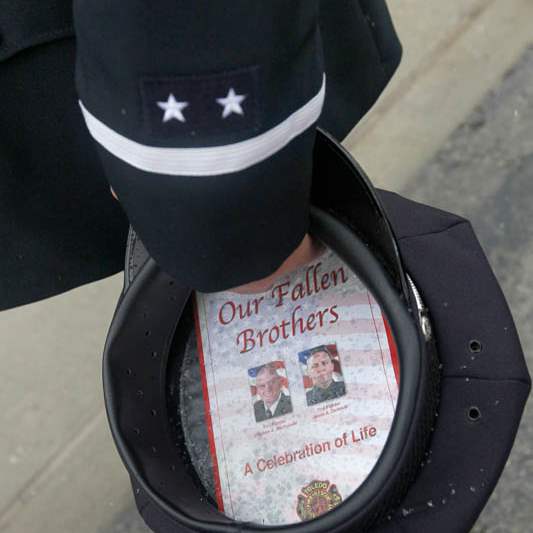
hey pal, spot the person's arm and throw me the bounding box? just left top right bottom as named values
left=73, top=1, right=325, bottom=292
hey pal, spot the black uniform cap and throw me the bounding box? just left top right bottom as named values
left=74, top=0, right=325, bottom=292
left=103, top=132, right=531, bottom=532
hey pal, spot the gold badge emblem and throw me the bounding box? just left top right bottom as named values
left=296, top=480, right=343, bottom=521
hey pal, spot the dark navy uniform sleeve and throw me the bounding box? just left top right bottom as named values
left=72, top=1, right=401, bottom=291
left=0, top=1, right=401, bottom=308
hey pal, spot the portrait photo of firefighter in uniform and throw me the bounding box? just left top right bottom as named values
left=300, top=344, right=346, bottom=406
left=249, top=361, right=293, bottom=423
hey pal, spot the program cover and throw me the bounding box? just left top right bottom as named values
left=193, top=246, right=399, bottom=525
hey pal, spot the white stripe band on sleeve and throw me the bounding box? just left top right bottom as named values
left=79, top=74, right=325, bottom=177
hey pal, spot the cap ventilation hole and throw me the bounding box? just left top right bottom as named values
left=467, top=406, right=481, bottom=422
left=469, top=340, right=482, bottom=353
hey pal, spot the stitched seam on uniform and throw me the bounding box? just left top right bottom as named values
left=0, top=27, right=74, bottom=62
left=397, top=219, right=469, bottom=242
left=443, top=375, right=531, bottom=387
left=357, top=0, right=389, bottom=82
left=1, top=27, right=73, bottom=49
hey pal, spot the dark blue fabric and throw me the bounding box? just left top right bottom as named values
left=373, top=191, right=531, bottom=532
left=127, top=191, right=530, bottom=532
left=0, top=0, right=402, bottom=309
left=0, top=37, right=128, bottom=311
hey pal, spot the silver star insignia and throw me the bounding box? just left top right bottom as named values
left=216, top=88, right=246, bottom=119
left=157, top=93, right=189, bottom=123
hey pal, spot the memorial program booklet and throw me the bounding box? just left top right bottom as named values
left=193, top=246, right=399, bottom=525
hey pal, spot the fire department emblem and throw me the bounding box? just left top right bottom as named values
left=296, top=480, right=343, bottom=521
